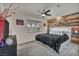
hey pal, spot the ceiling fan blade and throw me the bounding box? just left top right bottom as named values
left=45, top=10, right=51, bottom=13
left=45, top=13, right=51, bottom=16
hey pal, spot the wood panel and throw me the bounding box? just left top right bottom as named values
left=71, top=38, right=79, bottom=44
left=47, top=12, right=79, bottom=44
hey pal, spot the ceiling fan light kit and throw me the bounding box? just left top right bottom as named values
left=41, top=14, right=46, bottom=18
left=38, top=9, right=52, bottom=18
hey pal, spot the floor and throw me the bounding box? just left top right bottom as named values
left=17, top=40, right=79, bottom=56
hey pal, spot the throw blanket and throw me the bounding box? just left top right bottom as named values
left=36, top=33, right=69, bottom=53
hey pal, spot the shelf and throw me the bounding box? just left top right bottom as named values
left=71, top=38, right=79, bottom=44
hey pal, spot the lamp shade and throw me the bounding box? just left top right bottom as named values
left=6, top=37, right=13, bottom=45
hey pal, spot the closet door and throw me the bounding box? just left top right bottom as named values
left=4, top=19, right=9, bottom=39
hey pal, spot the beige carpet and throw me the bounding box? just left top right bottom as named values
left=17, top=40, right=79, bottom=56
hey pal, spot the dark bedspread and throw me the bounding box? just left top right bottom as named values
left=36, top=33, right=69, bottom=53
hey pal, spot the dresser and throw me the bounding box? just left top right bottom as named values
left=0, top=35, right=17, bottom=56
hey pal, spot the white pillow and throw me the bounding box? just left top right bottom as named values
left=49, top=31, right=63, bottom=35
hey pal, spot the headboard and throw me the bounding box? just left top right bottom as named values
left=49, top=27, right=71, bottom=39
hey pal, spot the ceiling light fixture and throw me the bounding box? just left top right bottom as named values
left=41, top=14, right=46, bottom=18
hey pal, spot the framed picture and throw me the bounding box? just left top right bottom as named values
left=26, top=20, right=42, bottom=32
left=43, top=23, right=46, bottom=27
left=16, top=19, right=24, bottom=25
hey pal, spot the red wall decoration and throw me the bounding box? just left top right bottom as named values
left=0, top=15, right=4, bottom=44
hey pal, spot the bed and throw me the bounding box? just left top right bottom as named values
left=36, top=27, right=72, bottom=53
left=36, top=33, right=69, bottom=53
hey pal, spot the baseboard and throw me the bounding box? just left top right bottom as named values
left=17, top=40, right=36, bottom=46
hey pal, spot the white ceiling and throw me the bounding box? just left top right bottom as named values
left=1, top=3, right=79, bottom=20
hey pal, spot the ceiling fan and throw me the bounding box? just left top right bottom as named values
left=38, top=9, right=51, bottom=18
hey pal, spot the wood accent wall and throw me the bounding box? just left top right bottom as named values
left=47, top=12, right=79, bottom=44
left=47, top=12, right=79, bottom=30
left=47, top=18, right=57, bottom=33
left=47, top=17, right=65, bottom=32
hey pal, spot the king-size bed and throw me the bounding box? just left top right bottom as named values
left=35, top=27, right=71, bottom=53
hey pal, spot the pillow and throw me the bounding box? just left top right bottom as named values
left=49, top=31, right=63, bottom=35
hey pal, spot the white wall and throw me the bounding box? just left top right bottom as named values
left=7, top=13, right=44, bottom=44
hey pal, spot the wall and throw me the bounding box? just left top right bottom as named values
left=7, top=13, right=44, bottom=44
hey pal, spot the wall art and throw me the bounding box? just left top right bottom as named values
left=16, top=19, right=24, bottom=25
